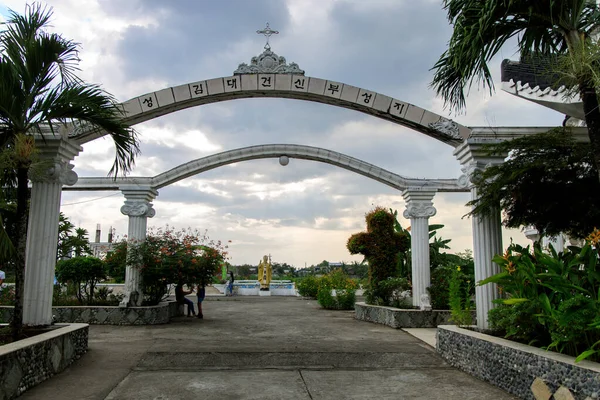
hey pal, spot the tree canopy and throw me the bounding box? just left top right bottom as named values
left=468, top=129, right=600, bottom=238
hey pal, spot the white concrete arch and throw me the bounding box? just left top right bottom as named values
left=66, top=144, right=466, bottom=193
left=71, top=75, right=471, bottom=147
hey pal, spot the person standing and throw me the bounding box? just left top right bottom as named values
left=175, top=283, right=195, bottom=317
left=196, top=284, right=206, bottom=319
left=228, top=270, right=235, bottom=296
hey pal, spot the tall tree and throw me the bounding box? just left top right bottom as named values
left=0, top=4, right=139, bottom=339
left=468, top=130, right=600, bottom=238
left=431, top=0, right=600, bottom=178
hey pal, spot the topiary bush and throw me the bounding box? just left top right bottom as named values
left=347, top=207, right=409, bottom=305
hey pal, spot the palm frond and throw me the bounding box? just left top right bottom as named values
left=29, top=83, right=139, bottom=176
left=432, top=0, right=598, bottom=113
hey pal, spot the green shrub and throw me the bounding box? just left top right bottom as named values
left=129, top=228, right=227, bottom=305
left=316, top=269, right=357, bottom=310
left=0, top=286, right=15, bottom=306
left=448, top=266, right=473, bottom=326
left=104, top=240, right=127, bottom=283
left=364, top=276, right=411, bottom=308
left=482, top=240, right=600, bottom=362
left=55, top=256, right=106, bottom=304
left=297, top=275, right=320, bottom=298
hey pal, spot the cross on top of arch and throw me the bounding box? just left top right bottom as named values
left=257, top=22, right=279, bottom=50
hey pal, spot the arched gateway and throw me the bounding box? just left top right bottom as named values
left=24, top=40, right=547, bottom=329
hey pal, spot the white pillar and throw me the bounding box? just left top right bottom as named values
left=23, top=136, right=81, bottom=326
left=455, top=140, right=506, bottom=330
left=469, top=183, right=503, bottom=329
left=119, top=187, right=157, bottom=307
left=402, top=188, right=437, bottom=308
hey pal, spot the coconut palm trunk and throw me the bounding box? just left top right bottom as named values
left=12, top=167, right=28, bottom=340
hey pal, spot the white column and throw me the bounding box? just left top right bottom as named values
left=402, top=188, right=437, bottom=308
left=119, top=187, right=157, bottom=307
left=469, top=183, right=503, bottom=329
left=455, top=140, right=506, bottom=330
left=23, top=136, right=81, bottom=326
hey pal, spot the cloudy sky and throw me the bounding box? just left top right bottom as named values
left=2, top=0, right=563, bottom=267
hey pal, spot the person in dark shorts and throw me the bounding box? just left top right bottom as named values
left=175, top=283, right=195, bottom=317
left=228, top=270, right=235, bottom=296
left=196, top=284, right=206, bottom=319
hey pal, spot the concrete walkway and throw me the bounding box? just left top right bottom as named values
left=20, top=297, right=515, bottom=399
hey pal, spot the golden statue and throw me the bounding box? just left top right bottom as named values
left=258, top=255, right=272, bottom=290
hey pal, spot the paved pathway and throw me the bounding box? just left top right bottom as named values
left=20, top=297, right=515, bottom=399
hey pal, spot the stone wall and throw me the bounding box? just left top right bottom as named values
left=437, top=325, right=600, bottom=400
left=0, top=301, right=182, bottom=325
left=354, top=302, right=475, bottom=328
left=0, top=323, right=88, bottom=400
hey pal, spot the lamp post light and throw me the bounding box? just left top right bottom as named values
left=279, top=155, right=289, bottom=166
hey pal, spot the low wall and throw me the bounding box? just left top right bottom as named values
left=354, top=302, right=476, bottom=328
left=214, top=281, right=297, bottom=296
left=0, top=301, right=182, bottom=325
left=0, top=323, right=88, bottom=400
left=437, top=325, right=600, bottom=400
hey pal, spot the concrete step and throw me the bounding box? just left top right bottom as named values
left=136, top=351, right=447, bottom=370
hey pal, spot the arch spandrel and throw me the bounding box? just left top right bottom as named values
left=66, top=144, right=467, bottom=193
left=72, top=74, right=471, bottom=146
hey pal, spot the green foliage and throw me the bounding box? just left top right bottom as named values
left=129, top=227, right=227, bottom=305
left=431, top=0, right=599, bottom=113
left=0, top=286, right=15, bottom=306
left=482, top=241, right=600, bottom=362
left=104, top=240, right=127, bottom=283
left=0, top=3, right=140, bottom=338
left=316, top=269, right=358, bottom=310
left=347, top=207, right=409, bottom=305
left=364, top=277, right=411, bottom=308
left=57, top=213, right=92, bottom=260
left=55, top=256, right=106, bottom=304
left=297, top=275, right=320, bottom=298
left=448, top=266, right=473, bottom=326
left=468, top=130, right=600, bottom=239
left=428, top=255, right=475, bottom=310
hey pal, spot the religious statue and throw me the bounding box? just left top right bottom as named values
left=257, top=255, right=272, bottom=290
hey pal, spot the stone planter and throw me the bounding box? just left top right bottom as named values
left=354, top=302, right=476, bottom=328
left=437, top=325, right=600, bottom=400
left=0, top=323, right=88, bottom=399
left=0, top=301, right=182, bottom=325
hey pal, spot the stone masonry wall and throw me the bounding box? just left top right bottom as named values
left=354, top=302, right=476, bottom=328
left=437, top=325, right=600, bottom=400
left=0, top=301, right=181, bottom=325
left=0, top=323, right=88, bottom=400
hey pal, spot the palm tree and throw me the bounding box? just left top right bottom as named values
left=431, top=0, right=600, bottom=179
left=0, top=4, right=140, bottom=339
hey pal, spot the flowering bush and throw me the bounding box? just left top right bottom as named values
left=129, top=227, right=228, bottom=305
left=317, top=269, right=358, bottom=310
left=483, top=234, right=600, bottom=362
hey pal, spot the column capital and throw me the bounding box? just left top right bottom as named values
left=120, top=186, right=158, bottom=218
left=30, top=133, right=82, bottom=185
left=402, top=187, right=437, bottom=219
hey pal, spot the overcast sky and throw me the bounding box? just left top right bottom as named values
left=3, top=0, right=563, bottom=267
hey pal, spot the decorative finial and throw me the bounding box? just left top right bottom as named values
left=257, top=22, right=279, bottom=50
